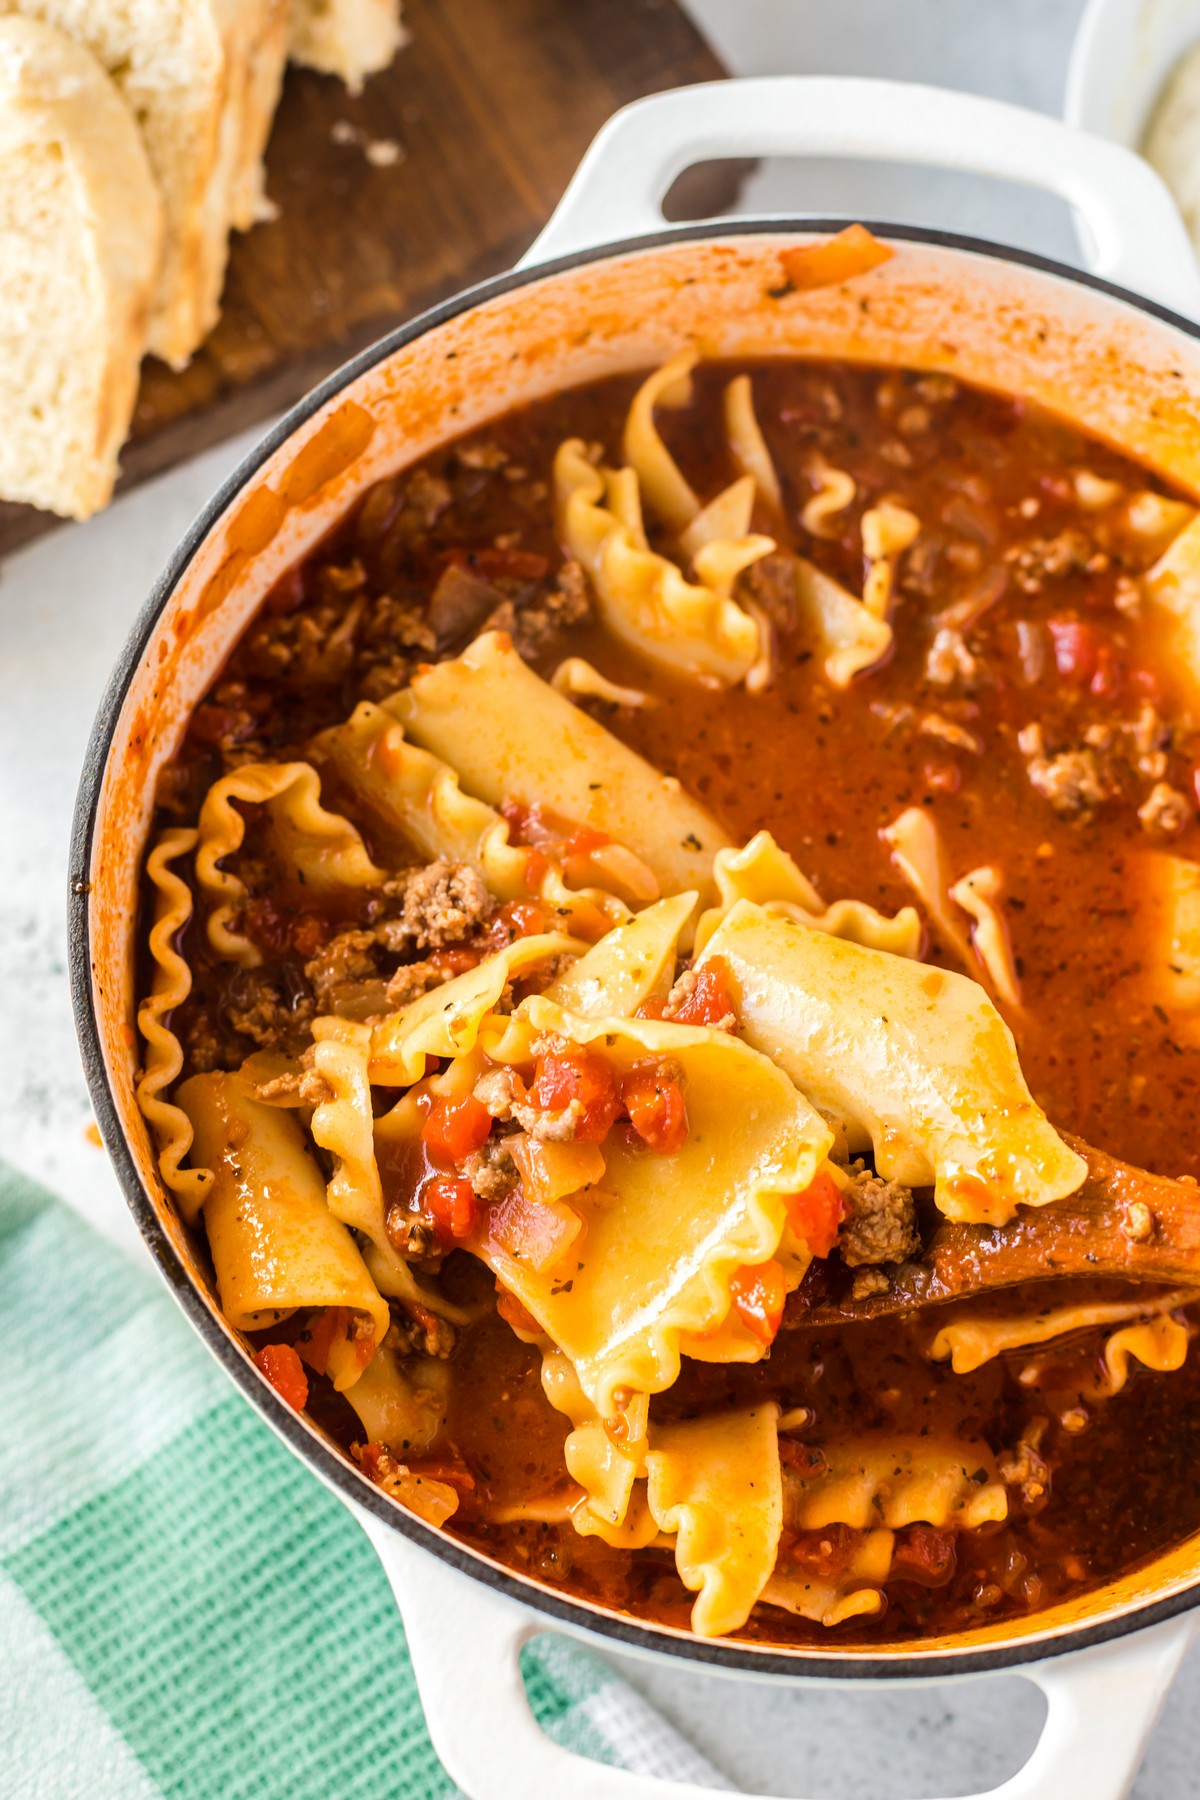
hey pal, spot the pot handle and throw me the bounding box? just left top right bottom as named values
left=520, top=75, right=1200, bottom=319
left=360, top=1510, right=1196, bottom=1800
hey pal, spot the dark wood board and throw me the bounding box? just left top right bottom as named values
left=0, top=0, right=734, bottom=558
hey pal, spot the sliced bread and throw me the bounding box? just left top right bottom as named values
left=6, top=0, right=289, bottom=369
left=0, top=16, right=162, bottom=518
left=289, top=0, right=405, bottom=94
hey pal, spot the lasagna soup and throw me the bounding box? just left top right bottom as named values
left=137, top=335, right=1200, bottom=1644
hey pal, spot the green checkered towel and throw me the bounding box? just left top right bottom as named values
left=0, top=1163, right=729, bottom=1799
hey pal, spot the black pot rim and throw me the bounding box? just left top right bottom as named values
left=68, top=214, right=1200, bottom=1685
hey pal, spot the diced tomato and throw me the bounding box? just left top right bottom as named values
left=522, top=848, right=550, bottom=891
left=891, top=1525, right=958, bottom=1587
left=467, top=543, right=550, bottom=579
left=634, top=995, right=669, bottom=1021
left=495, top=1282, right=541, bottom=1335
left=487, top=899, right=550, bottom=946
left=621, top=1064, right=689, bottom=1154
left=562, top=823, right=612, bottom=883
left=289, top=911, right=330, bottom=958
left=422, top=1093, right=493, bottom=1164
left=529, top=1047, right=620, bottom=1143
left=784, top=1523, right=862, bottom=1580
left=671, top=959, right=737, bottom=1030
left=787, top=1171, right=846, bottom=1259
left=297, top=1305, right=344, bottom=1375
left=778, top=1439, right=829, bottom=1478
left=254, top=1342, right=309, bottom=1411
left=728, top=1260, right=786, bottom=1346
left=428, top=945, right=482, bottom=976
left=1047, top=618, right=1099, bottom=684
left=424, top=1174, right=480, bottom=1244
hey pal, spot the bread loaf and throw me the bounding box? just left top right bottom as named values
left=5, top=0, right=289, bottom=368
left=0, top=16, right=162, bottom=518
left=289, top=0, right=405, bottom=94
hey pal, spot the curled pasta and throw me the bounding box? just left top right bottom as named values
left=550, top=658, right=651, bottom=709
left=369, top=935, right=588, bottom=1087
left=788, top=1435, right=1007, bottom=1532
left=695, top=830, right=921, bottom=960
left=645, top=1404, right=783, bottom=1638
left=724, top=374, right=782, bottom=512
left=622, top=349, right=703, bottom=533
left=929, top=1291, right=1191, bottom=1376
left=388, top=631, right=729, bottom=900
left=545, top=890, right=698, bottom=1019
left=474, top=996, right=833, bottom=1413
left=948, top=866, right=1021, bottom=1008
left=316, top=700, right=634, bottom=934
left=310, top=1016, right=468, bottom=1325
left=701, top=900, right=1087, bottom=1225
left=881, top=806, right=976, bottom=971
left=764, top=1531, right=893, bottom=1628
left=195, top=761, right=385, bottom=967
left=795, top=555, right=893, bottom=687
left=861, top=500, right=920, bottom=618
left=555, top=439, right=766, bottom=686
left=177, top=1071, right=390, bottom=1365
left=136, top=827, right=214, bottom=1223
left=800, top=459, right=856, bottom=538
left=540, top=1348, right=654, bottom=1545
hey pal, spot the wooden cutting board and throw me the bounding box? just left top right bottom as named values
left=0, top=0, right=734, bottom=559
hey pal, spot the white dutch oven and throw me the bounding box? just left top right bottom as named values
left=70, top=76, right=1200, bottom=1800
left=1067, top=0, right=1200, bottom=152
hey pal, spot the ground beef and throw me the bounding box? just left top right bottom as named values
left=1006, top=529, right=1104, bottom=593
left=304, top=929, right=379, bottom=1010
left=1138, top=781, right=1192, bottom=838
left=385, top=1302, right=456, bottom=1359
left=183, top=1008, right=225, bottom=1073
left=380, top=860, right=492, bottom=952
left=461, top=1138, right=519, bottom=1201
left=473, top=1065, right=581, bottom=1141
left=838, top=1161, right=920, bottom=1267
left=483, top=558, right=593, bottom=661
left=924, top=625, right=977, bottom=688
left=1018, top=724, right=1107, bottom=818
left=252, top=1066, right=333, bottom=1107
left=384, top=958, right=455, bottom=1008
left=224, top=969, right=315, bottom=1053
left=739, top=553, right=797, bottom=632
left=850, top=1268, right=891, bottom=1300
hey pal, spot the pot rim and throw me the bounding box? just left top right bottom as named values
left=68, top=214, right=1200, bottom=1683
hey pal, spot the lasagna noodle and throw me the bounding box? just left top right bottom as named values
left=788, top=1435, right=1007, bottom=1532
left=474, top=997, right=832, bottom=1413
left=176, top=1071, right=390, bottom=1368
left=882, top=807, right=976, bottom=973
left=861, top=501, right=920, bottom=618
left=344, top=1347, right=448, bottom=1456
left=794, top=555, right=893, bottom=687
left=136, top=827, right=214, bottom=1223
left=694, top=830, right=921, bottom=959
left=621, top=349, right=702, bottom=533
left=540, top=1349, right=655, bottom=1545
left=764, top=1531, right=893, bottom=1628
left=195, top=761, right=385, bottom=968
left=800, top=460, right=856, bottom=538
left=724, top=374, right=783, bottom=512
left=309, top=1017, right=468, bottom=1325
left=1138, top=851, right=1200, bottom=1038
left=545, top=890, right=698, bottom=1019
left=387, top=631, right=730, bottom=900
left=555, top=439, right=766, bottom=686
left=930, top=1290, right=1192, bottom=1376
left=949, top=866, right=1022, bottom=1008
left=700, top=901, right=1087, bottom=1225
left=550, top=659, right=650, bottom=709
left=1145, top=513, right=1200, bottom=690
left=645, top=1404, right=783, bottom=1637
left=314, top=700, right=637, bottom=930
left=369, top=935, right=588, bottom=1087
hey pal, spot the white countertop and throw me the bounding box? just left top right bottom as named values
left=5, top=0, right=1200, bottom=1792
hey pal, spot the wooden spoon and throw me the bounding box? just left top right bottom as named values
left=786, top=1135, right=1200, bottom=1328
